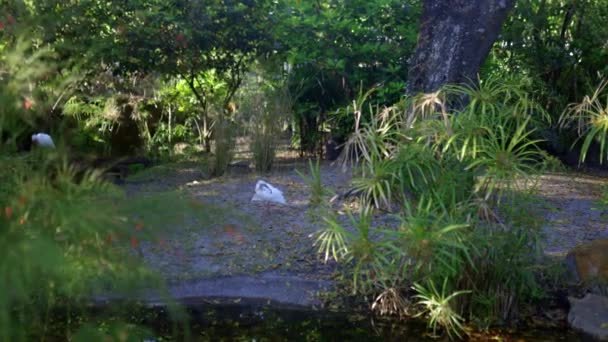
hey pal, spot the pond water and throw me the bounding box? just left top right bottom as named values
left=41, top=299, right=585, bottom=341
left=134, top=303, right=584, bottom=342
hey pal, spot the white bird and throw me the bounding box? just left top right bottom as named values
left=31, top=133, right=55, bottom=148
left=251, top=180, right=286, bottom=204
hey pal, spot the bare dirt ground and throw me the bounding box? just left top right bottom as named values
left=120, top=141, right=354, bottom=306
left=119, top=139, right=608, bottom=306
left=535, top=172, right=608, bottom=256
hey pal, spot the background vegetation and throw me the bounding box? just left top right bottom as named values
left=1, top=0, right=607, bottom=339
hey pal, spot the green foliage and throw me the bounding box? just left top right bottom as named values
left=62, top=95, right=120, bottom=155
left=489, top=0, right=608, bottom=156
left=344, top=205, right=396, bottom=294
left=297, top=159, right=334, bottom=210
left=274, top=0, right=420, bottom=153
left=398, top=198, right=471, bottom=281
left=142, top=80, right=199, bottom=158
left=0, top=36, right=197, bottom=340
left=4, top=0, right=600, bottom=336
left=494, top=0, right=608, bottom=116
left=311, top=76, right=549, bottom=335
left=71, top=322, right=156, bottom=342
left=312, top=209, right=349, bottom=264
left=340, top=90, right=435, bottom=210
left=350, top=158, right=396, bottom=210
left=466, top=119, right=543, bottom=203
left=393, top=142, right=440, bottom=199
left=457, top=223, right=543, bottom=327
left=559, top=79, right=608, bottom=164
left=208, top=114, right=235, bottom=177
left=413, top=279, right=470, bottom=339
left=251, top=129, right=276, bottom=173
left=4, top=0, right=275, bottom=160
left=238, top=66, right=291, bottom=173
left=0, top=154, right=174, bottom=340
left=31, top=0, right=274, bottom=76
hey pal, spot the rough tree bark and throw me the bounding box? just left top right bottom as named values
left=406, top=0, right=516, bottom=95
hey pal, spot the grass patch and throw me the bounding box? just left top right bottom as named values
left=126, top=160, right=207, bottom=183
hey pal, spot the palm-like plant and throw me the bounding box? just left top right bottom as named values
left=312, top=209, right=350, bottom=264
left=398, top=197, right=471, bottom=280
left=338, top=87, right=379, bottom=168
left=445, top=74, right=550, bottom=126
left=343, top=205, right=389, bottom=293
left=445, top=75, right=506, bottom=119
left=408, top=90, right=452, bottom=133
left=393, top=142, right=439, bottom=197
left=339, top=88, right=406, bottom=169
left=466, top=118, right=544, bottom=203
left=413, top=278, right=470, bottom=339
left=558, top=79, right=608, bottom=164
left=445, top=112, right=492, bottom=161
left=312, top=75, right=550, bottom=329
left=297, top=158, right=335, bottom=209
left=350, top=158, right=396, bottom=210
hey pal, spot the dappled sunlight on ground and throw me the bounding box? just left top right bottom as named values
left=120, top=139, right=608, bottom=309
left=524, top=171, right=608, bottom=256
left=122, top=155, right=351, bottom=297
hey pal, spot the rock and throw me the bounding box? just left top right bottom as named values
left=568, top=293, right=608, bottom=341
left=92, top=272, right=333, bottom=309
left=564, top=239, right=608, bottom=283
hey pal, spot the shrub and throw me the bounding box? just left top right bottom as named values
left=311, top=77, right=549, bottom=336
left=238, top=67, right=290, bottom=173
left=559, top=79, right=608, bottom=164
left=209, top=114, right=236, bottom=177
left=0, top=33, right=190, bottom=341
left=249, top=94, right=282, bottom=173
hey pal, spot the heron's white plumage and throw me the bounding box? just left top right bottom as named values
left=251, top=180, right=286, bottom=204
left=32, top=133, right=55, bottom=148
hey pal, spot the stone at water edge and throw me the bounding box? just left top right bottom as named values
left=568, top=293, right=608, bottom=341
left=564, top=239, right=608, bottom=283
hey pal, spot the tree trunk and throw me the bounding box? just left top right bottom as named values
left=406, top=0, right=516, bottom=95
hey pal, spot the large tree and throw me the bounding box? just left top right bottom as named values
left=406, top=0, right=516, bottom=95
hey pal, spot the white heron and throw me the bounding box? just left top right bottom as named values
left=251, top=180, right=286, bottom=204
left=31, top=133, right=55, bottom=148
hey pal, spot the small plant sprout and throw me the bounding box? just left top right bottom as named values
left=413, top=279, right=470, bottom=339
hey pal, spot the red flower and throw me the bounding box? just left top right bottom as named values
left=0, top=22, right=4, bottom=30
left=130, top=236, right=139, bottom=249
left=4, top=207, right=12, bottom=219
left=23, top=99, right=32, bottom=110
